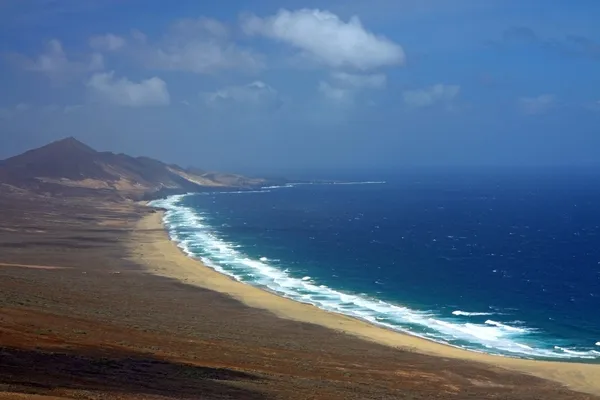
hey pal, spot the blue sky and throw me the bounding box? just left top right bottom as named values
left=1, top=0, right=599, bottom=173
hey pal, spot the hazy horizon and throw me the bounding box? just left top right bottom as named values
left=1, top=0, right=599, bottom=174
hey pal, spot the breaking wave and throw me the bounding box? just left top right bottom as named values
left=452, top=310, right=494, bottom=317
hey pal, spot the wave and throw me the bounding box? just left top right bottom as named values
left=261, top=184, right=296, bottom=189
left=484, top=320, right=529, bottom=333
left=554, top=346, right=600, bottom=357
left=217, top=189, right=272, bottom=194
left=149, top=194, right=600, bottom=361
left=452, top=310, right=494, bottom=317
left=332, top=181, right=386, bottom=185
left=261, top=181, right=386, bottom=190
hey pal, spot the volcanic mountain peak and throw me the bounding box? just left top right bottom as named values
left=9, top=137, right=98, bottom=162
left=0, top=137, right=269, bottom=199
left=45, top=136, right=97, bottom=153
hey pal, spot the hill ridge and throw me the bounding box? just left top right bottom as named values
left=0, top=137, right=269, bottom=199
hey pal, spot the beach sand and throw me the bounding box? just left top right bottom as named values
left=132, top=209, right=600, bottom=397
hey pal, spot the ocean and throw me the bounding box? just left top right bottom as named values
left=150, top=168, right=600, bottom=361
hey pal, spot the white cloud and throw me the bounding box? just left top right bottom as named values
left=89, top=52, right=105, bottom=70
left=136, top=18, right=263, bottom=74
left=318, top=73, right=386, bottom=105
left=89, top=33, right=126, bottom=51
left=330, top=72, right=386, bottom=89
left=24, top=39, right=103, bottom=80
left=242, top=9, right=405, bottom=70
left=28, top=39, right=68, bottom=72
left=87, top=71, right=170, bottom=107
left=318, top=72, right=387, bottom=105
left=204, top=81, right=282, bottom=110
left=517, top=94, right=556, bottom=115
left=318, top=81, right=353, bottom=103
left=403, top=84, right=460, bottom=108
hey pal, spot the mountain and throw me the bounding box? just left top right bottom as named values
left=0, top=137, right=268, bottom=200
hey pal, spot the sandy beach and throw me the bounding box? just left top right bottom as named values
left=133, top=209, right=600, bottom=396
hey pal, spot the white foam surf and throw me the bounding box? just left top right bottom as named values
left=149, top=194, right=600, bottom=361
left=261, top=184, right=296, bottom=189
left=554, top=346, right=600, bottom=357
left=261, top=181, right=386, bottom=189
left=332, top=181, right=387, bottom=185
left=452, top=310, right=494, bottom=317
left=217, top=189, right=272, bottom=194
left=485, top=320, right=529, bottom=333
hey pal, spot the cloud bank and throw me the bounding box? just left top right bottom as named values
left=203, top=81, right=282, bottom=110
left=135, top=17, right=263, bottom=74
left=23, top=39, right=103, bottom=81
left=87, top=72, right=170, bottom=107
left=89, top=34, right=126, bottom=51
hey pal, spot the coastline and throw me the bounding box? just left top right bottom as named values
left=130, top=209, right=600, bottom=396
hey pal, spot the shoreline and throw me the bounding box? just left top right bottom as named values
left=129, top=209, right=600, bottom=396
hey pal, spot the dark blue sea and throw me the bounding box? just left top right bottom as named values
left=151, top=169, right=600, bottom=361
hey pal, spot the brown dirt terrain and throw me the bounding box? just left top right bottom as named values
left=0, top=192, right=597, bottom=399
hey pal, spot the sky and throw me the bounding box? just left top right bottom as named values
left=1, top=0, right=599, bottom=174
